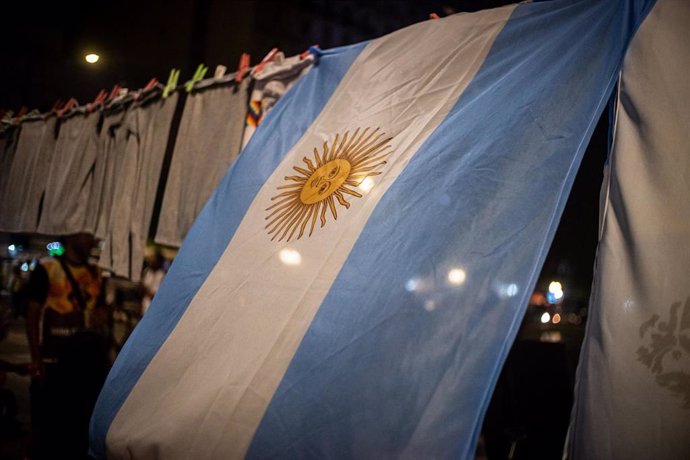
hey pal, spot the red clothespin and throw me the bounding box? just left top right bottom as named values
left=429, top=12, right=441, bottom=19
left=253, top=48, right=279, bottom=76
left=56, top=98, right=78, bottom=118
left=300, top=45, right=318, bottom=60
left=136, top=78, right=159, bottom=101
left=235, top=53, right=251, bottom=83
left=143, top=78, right=158, bottom=92
left=87, top=89, right=108, bottom=112
left=106, top=84, right=122, bottom=104
left=16, top=106, right=28, bottom=118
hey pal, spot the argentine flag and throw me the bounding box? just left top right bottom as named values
left=569, top=0, right=690, bottom=458
left=91, top=1, right=654, bottom=458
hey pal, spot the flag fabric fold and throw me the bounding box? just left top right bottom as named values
left=569, top=1, right=690, bottom=458
left=90, top=1, right=654, bottom=458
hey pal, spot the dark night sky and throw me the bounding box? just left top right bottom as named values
left=0, top=0, right=606, bottom=301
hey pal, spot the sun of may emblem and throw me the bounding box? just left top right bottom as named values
left=265, top=127, right=393, bottom=242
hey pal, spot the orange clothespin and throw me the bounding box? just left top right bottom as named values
left=235, top=52, right=251, bottom=83
left=106, top=84, right=122, bottom=104
left=136, top=78, right=159, bottom=101
left=56, top=98, right=78, bottom=118
left=87, top=89, right=108, bottom=112
left=142, top=78, right=158, bottom=92
left=253, top=48, right=279, bottom=76
left=429, top=12, right=440, bottom=19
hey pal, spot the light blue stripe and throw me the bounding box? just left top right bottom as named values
left=247, top=1, right=655, bottom=458
left=88, top=42, right=367, bottom=459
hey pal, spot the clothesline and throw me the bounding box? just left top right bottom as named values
left=0, top=49, right=315, bottom=281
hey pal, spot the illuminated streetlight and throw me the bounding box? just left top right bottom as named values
left=85, top=53, right=100, bottom=64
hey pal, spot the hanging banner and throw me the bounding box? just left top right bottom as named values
left=569, top=0, right=690, bottom=458
left=91, top=1, right=654, bottom=458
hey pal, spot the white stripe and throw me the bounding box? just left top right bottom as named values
left=108, top=6, right=516, bottom=459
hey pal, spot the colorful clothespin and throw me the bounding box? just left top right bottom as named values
left=87, top=89, right=108, bottom=112
left=214, top=65, right=227, bottom=78
left=106, top=84, right=122, bottom=104
left=56, top=98, right=78, bottom=118
left=429, top=12, right=441, bottom=19
left=135, top=78, right=159, bottom=101
left=300, top=45, right=318, bottom=60
left=143, top=77, right=159, bottom=92
left=253, top=48, right=279, bottom=76
left=184, top=64, right=208, bottom=93
left=163, top=69, right=180, bottom=99
left=235, top=53, right=250, bottom=83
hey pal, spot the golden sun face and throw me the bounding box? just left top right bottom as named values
left=265, top=127, right=392, bottom=242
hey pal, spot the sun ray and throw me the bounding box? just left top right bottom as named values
left=266, top=200, right=299, bottom=221
left=327, top=133, right=340, bottom=162
left=350, top=137, right=393, bottom=164
left=341, top=128, right=359, bottom=155
left=284, top=175, right=307, bottom=183
left=346, top=171, right=383, bottom=184
left=347, top=127, right=381, bottom=158
left=321, top=141, right=330, bottom=163
left=351, top=150, right=391, bottom=168
left=277, top=183, right=304, bottom=190
left=348, top=127, right=372, bottom=154
left=293, top=166, right=311, bottom=176
left=351, top=162, right=388, bottom=174
left=313, top=147, right=322, bottom=166
left=280, top=207, right=308, bottom=241
left=340, top=186, right=363, bottom=198
left=266, top=195, right=297, bottom=210
left=343, top=133, right=372, bottom=161
left=265, top=202, right=300, bottom=229
left=333, top=190, right=350, bottom=208
left=309, top=202, right=320, bottom=236
left=350, top=164, right=387, bottom=174
left=348, top=137, right=385, bottom=164
left=327, top=196, right=338, bottom=220
left=270, top=190, right=301, bottom=201
left=302, top=156, right=316, bottom=170
left=266, top=199, right=298, bottom=218
left=286, top=207, right=309, bottom=242
left=320, top=202, right=328, bottom=227
left=332, top=131, right=349, bottom=159
left=298, top=206, right=315, bottom=239
left=268, top=212, right=298, bottom=239
left=269, top=206, right=301, bottom=239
